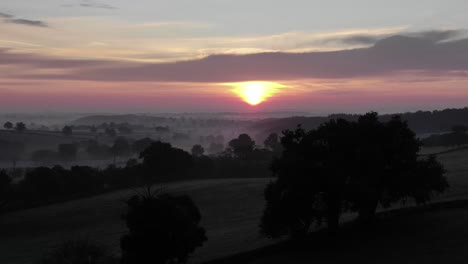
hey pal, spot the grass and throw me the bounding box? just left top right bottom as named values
left=205, top=199, right=468, bottom=264
left=0, top=178, right=272, bottom=264
left=0, top=146, right=468, bottom=264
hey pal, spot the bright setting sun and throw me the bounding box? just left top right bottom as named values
left=226, top=81, right=286, bottom=106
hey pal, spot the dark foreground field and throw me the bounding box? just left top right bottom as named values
left=208, top=201, right=468, bottom=264
left=0, top=147, right=467, bottom=263
left=0, top=178, right=272, bottom=264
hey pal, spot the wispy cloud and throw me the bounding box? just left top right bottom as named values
left=79, top=0, right=117, bottom=10
left=0, top=12, right=48, bottom=27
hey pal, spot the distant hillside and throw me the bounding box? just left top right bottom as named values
left=73, top=114, right=170, bottom=126
left=250, top=107, right=468, bottom=136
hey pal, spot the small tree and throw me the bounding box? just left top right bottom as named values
left=110, top=137, right=131, bottom=163
left=120, top=190, right=207, bottom=264
left=62, top=125, right=73, bottom=136
left=3, top=122, right=13, bottom=130
left=90, top=125, right=98, bottom=133
left=15, top=122, right=26, bottom=132
left=191, top=144, right=205, bottom=157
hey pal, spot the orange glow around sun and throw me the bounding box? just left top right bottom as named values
left=225, top=81, right=286, bottom=105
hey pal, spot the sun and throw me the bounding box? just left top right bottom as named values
left=225, top=81, right=285, bottom=106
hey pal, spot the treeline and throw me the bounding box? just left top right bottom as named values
left=252, top=107, right=468, bottom=135
left=0, top=134, right=277, bottom=212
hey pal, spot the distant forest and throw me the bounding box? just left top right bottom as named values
left=252, top=107, right=468, bottom=135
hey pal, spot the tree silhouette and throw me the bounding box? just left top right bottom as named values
left=117, top=124, right=133, bottom=135
left=208, top=142, right=224, bottom=155
left=228, top=134, right=255, bottom=158
left=3, top=121, right=13, bottom=130
left=191, top=144, right=205, bottom=157
left=261, top=112, right=448, bottom=238
left=110, top=137, right=131, bottom=163
left=132, top=137, right=153, bottom=154
left=264, top=133, right=282, bottom=155
left=120, top=190, right=207, bottom=264
left=139, top=141, right=192, bottom=180
left=15, top=122, right=26, bottom=132
left=62, top=125, right=73, bottom=136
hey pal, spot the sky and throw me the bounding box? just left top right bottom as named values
left=1, top=0, right=468, bottom=114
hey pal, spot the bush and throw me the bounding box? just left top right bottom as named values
left=120, top=190, right=207, bottom=264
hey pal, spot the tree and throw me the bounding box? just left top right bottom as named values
left=139, top=141, right=192, bottom=180
left=208, top=143, right=224, bottom=155
left=58, top=143, right=78, bottom=162
left=132, top=137, right=153, bottom=154
left=260, top=113, right=448, bottom=238
left=110, top=137, right=131, bottom=162
left=228, top=134, right=255, bottom=158
left=62, top=125, right=73, bottom=136
left=120, top=191, right=207, bottom=264
left=15, top=122, right=26, bottom=132
left=264, top=133, right=282, bottom=155
left=118, top=124, right=133, bottom=135
left=105, top=128, right=117, bottom=138
left=191, top=144, right=205, bottom=157
left=3, top=121, right=13, bottom=130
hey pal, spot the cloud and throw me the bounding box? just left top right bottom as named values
left=3, top=30, right=468, bottom=83
left=0, top=12, right=13, bottom=18
left=79, top=0, right=117, bottom=10
left=5, top=18, right=48, bottom=27
left=409, top=30, right=463, bottom=42
left=0, top=12, right=48, bottom=27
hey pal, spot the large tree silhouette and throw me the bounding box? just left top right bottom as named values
left=228, top=134, right=255, bottom=158
left=139, top=141, right=192, bottom=181
left=120, top=191, right=207, bottom=264
left=261, top=112, right=448, bottom=238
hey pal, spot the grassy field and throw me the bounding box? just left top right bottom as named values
left=207, top=201, right=468, bottom=264
left=0, top=147, right=468, bottom=264
left=0, top=178, right=272, bottom=264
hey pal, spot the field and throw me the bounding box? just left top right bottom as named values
left=0, top=147, right=468, bottom=264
